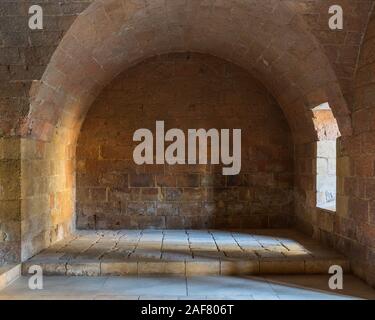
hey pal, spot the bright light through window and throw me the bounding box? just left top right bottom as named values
left=313, top=103, right=340, bottom=212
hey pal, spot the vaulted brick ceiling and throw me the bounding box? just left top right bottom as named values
left=25, top=0, right=372, bottom=143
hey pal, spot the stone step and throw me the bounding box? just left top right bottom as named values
left=21, top=229, right=350, bottom=277
left=22, top=257, right=350, bottom=277
left=0, top=264, right=21, bottom=290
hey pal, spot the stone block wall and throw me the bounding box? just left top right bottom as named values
left=0, top=129, right=76, bottom=263
left=341, top=12, right=375, bottom=286
left=0, top=0, right=92, bottom=264
left=76, top=53, right=294, bottom=229
left=0, top=0, right=373, bottom=290
left=295, top=0, right=374, bottom=105
left=294, top=12, right=375, bottom=287
left=0, top=0, right=93, bottom=137
left=20, top=133, right=75, bottom=260
left=0, top=138, right=21, bottom=264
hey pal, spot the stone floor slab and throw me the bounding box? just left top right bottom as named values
left=21, top=229, right=350, bottom=277
left=1, top=274, right=375, bottom=300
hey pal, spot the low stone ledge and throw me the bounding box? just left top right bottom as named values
left=305, top=259, right=350, bottom=274
left=0, top=264, right=21, bottom=290
left=20, top=257, right=351, bottom=277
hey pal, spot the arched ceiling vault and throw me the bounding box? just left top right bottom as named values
left=27, top=0, right=352, bottom=144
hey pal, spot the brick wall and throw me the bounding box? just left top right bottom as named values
left=76, top=53, right=294, bottom=229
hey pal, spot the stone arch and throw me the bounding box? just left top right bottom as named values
left=26, top=0, right=352, bottom=145
left=10, top=0, right=356, bottom=261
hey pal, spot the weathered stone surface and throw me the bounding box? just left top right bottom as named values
left=0, top=264, right=21, bottom=291
left=19, top=229, right=350, bottom=277
left=76, top=53, right=294, bottom=229
left=259, top=261, right=305, bottom=274
left=220, top=261, right=260, bottom=275
left=22, top=261, right=67, bottom=276
left=66, top=261, right=100, bottom=276
left=305, top=259, right=350, bottom=274
left=186, top=261, right=220, bottom=276
left=100, top=262, right=137, bottom=276
left=0, top=0, right=374, bottom=290
left=138, top=262, right=186, bottom=275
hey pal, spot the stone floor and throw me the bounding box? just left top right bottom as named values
left=1, top=274, right=375, bottom=300
left=22, top=229, right=349, bottom=276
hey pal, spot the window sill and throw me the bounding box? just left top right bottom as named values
left=317, top=204, right=336, bottom=213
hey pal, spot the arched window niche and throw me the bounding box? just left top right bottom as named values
left=313, top=103, right=341, bottom=212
